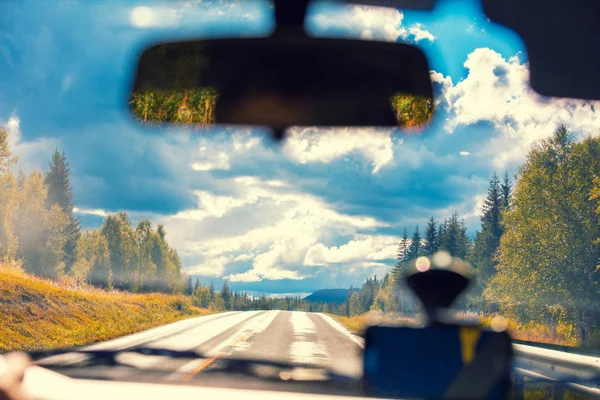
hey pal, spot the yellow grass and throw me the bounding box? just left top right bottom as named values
left=0, top=264, right=213, bottom=352
left=327, top=312, right=420, bottom=335
left=331, top=311, right=586, bottom=348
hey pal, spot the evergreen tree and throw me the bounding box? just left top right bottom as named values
left=44, top=150, right=80, bottom=273
left=209, top=281, right=215, bottom=300
left=221, top=280, right=233, bottom=310
left=407, top=226, right=422, bottom=260
left=501, top=171, right=512, bottom=209
left=391, top=227, right=409, bottom=283
left=186, top=276, right=194, bottom=295
left=423, top=217, right=438, bottom=256
left=348, top=292, right=362, bottom=316
left=194, top=277, right=200, bottom=292
left=472, top=174, right=504, bottom=287
left=439, top=212, right=469, bottom=258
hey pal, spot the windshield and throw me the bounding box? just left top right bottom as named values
left=1, top=0, right=600, bottom=386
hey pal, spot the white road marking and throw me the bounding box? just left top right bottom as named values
left=148, top=310, right=263, bottom=351
left=118, top=311, right=263, bottom=370
left=168, top=310, right=280, bottom=380
left=289, top=312, right=329, bottom=366
left=317, top=313, right=365, bottom=348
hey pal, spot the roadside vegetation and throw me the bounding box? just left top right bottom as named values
left=129, top=89, right=434, bottom=128
left=0, top=126, right=186, bottom=294
left=322, top=126, right=600, bottom=348
left=0, top=261, right=210, bottom=352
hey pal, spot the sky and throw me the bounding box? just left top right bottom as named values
left=2, top=0, right=600, bottom=294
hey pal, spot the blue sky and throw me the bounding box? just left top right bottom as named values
left=2, top=0, right=600, bottom=293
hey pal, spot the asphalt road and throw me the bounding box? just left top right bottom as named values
left=39, top=311, right=365, bottom=381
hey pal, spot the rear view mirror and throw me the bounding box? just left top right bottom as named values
left=129, top=31, right=434, bottom=139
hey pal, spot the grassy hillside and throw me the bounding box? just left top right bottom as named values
left=0, top=264, right=212, bottom=352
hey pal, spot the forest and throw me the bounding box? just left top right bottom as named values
left=0, top=127, right=185, bottom=293
left=3, top=119, right=600, bottom=344
left=183, top=125, right=600, bottom=346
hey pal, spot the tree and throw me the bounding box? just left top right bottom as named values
left=407, top=226, right=422, bottom=260
left=13, top=171, right=50, bottom=275
left=72, top=230, right=111, bottom=288
left=194, top=277, right=200, bottom=292
left=101, top=212, right=138, bottom=290
left=438, top=212, right=469, bottom=259
left=44, top=150, right=80, bottom=273
left=192, top=285, right=211, bottom=308
left=391, top=227, right=409, bottom=283
left=0, top=126, right=18, bottom=174
left=209, top=281, right=215, bottom=300
left=486, top=126, right=600, bottom=332
left=0, top=170, right=19, bottom=261
left=221, top=280, right=233, bottom=310
left=501, top=171, right=512, bottom=210
left=349, top=292, right=362, bottom=316
left=186, top=276, right=194, bottom=295
left=211, top=293, right=226, bottom=311
left=39, top=205, right=69, bottom=279
left=134, top=220, right=158, bottom=291
left=423, top=217, right=438, bottom=256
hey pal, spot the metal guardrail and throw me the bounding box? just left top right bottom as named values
left=513, top=342, right=600, bottom=398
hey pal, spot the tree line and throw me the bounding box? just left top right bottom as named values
left=186, top=279, right=339, bottom=313
left=0, top=127, right=184, bottom=293
left=330, top=125, right=600, bottom=339
left=129, top=89, right=434, bottom=129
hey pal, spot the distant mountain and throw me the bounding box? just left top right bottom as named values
left=303, top=289, right=352, bottom=304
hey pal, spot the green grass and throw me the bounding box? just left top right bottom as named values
left=0, top=265, right=213, bottom=352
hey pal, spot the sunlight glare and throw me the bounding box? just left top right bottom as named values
left=131, top=6, right=155, bottom=27
left=415, top=256, right=430, bottom=272
left=433, top=251, right=452, bottom=268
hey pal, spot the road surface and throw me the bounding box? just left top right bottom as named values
left=39, top=311, right=364, bottom=380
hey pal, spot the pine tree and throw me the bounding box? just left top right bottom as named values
left=194, top=277, right=200, bottom=292
left=501, top=171, right=512, bottom=209
left=407, top=226, right=422, bottom=260
left=391, top=227, right=409, bottom=284
left=186, top=276, right=194, bottom=295
left=473, top=174, right=504, bottom=284
left=209, top=281, right=215, bottom=300
left=221, top=280, right=232, bottom=310
left=44, top=150, right=80, bottom=273
left=423, top=217, right=438, bottom=256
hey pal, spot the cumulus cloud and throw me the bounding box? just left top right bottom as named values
left=303, top=235, right=398, bottom=266
left=2, top=114, right=57, bottom=172
left=284, top=127, right=395, bottom=173
left=161, top=175, right=388, bottom=281
left=439, top=48, right=600, bottom=167
left=308, top=3, right=435, bottom=43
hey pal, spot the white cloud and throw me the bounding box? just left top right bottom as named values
left=164, top=175, right=388, bottom=281
left=128, top=1, right=266, bottom=29
left=309, top=4, right=435, bottom=43
left=459, top=151, right=470, bottom=156
left=284, top=127, right=395, bottom=173
left=191, top=133, right=262, bottom=171
left=303, top=235, right=398, bottom=266
left=73, top=207, right=108, bottom=217
left=2, top=114, right=57, bottom=173
left=440, top=48, right=600, bottom=167
left=186, top=256, right=232, bottom=277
